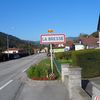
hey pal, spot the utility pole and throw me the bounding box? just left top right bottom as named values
left=28, top=41, right=31, bottom=55
left=7, top=35, right=9, bottom=60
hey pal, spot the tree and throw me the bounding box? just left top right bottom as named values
left=90, top=31, right=98, bottom=38
left=79, top=33, right=89, bottom=37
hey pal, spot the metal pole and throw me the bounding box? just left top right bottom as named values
left=48, top=29, right=54, bottom=74
left=50, top=44, right=53, bottom=73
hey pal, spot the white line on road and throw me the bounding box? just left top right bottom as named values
left=0, top=80, right=13, bottom=90
left=22, top=68, right=28, bottom=73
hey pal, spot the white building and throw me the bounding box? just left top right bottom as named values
left=64, top=46, right=70, bottom=51
left=75, top=44, right=85, bottom=51
left=3, top=48, right=19, bottom=54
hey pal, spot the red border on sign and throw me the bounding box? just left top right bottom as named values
left=40, top=34, right=66, bottom=44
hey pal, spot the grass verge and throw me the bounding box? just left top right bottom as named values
left=27, top=58, right=60, bottom=80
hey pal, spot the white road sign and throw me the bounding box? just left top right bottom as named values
left=40, top=34, right=66, bottom=44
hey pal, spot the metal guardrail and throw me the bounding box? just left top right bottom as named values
left=53, top=59, right=61, bottom=74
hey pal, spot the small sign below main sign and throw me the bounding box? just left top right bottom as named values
left=40, top=34, right=66, bottom=44
left=92, top=96, right=99, bottom=100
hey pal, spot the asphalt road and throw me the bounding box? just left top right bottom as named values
left=0, top=53, right=47, bottom=100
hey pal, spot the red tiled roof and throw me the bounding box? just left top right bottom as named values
left=80, top=36, right=99, bottom=46
left=7, top=48, right=19, bottom=51
left=67, top=40, right=74, bottom=47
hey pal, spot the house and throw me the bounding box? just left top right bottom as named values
left=65, top=40, right=76, bottom=51
left=74, top=44, right=85, bottom=50
left=64, top=46, right=70, bottom=51
left=2, top=48, right=21, bottom=59
left=53, top=44, right=66, bottom=48
left=79, top=36, right=99, bottom=49
left=66, top=40, right=73, bottom=46
left=3, top=48, right=19, bottom=54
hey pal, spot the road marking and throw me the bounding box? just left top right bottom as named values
left=0, top=80, right=13, bottom=90
left=22, top=68, right=28, bottom=73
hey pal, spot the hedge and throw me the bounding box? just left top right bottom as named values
left=55, top=51, right=72, bottom=60
left=27, top=65, right=50, bottom=78
left=27, top=59, right=51, bottom=78
left=27, top=58, right=60, bottom=80
left=72, top=49, right=100, bottom=78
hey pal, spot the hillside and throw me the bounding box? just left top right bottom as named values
left=67, top=37, right=78, bottom=40
left=0, top=32, right=39, bottom=52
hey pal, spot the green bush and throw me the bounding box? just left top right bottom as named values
left=55, top=51, right=72, bottom=60
left=55, top=51, right=72, bottom=65
left=27, top=59, right=51, bottom=78
left=64, top=51, right=72, bottom=60
left=27, top=66, right=34, bottom=78
left=27, top=58, right=60, bottom=79
left=57, top=59, right=72, bottom=64
left=27, top=65, right=50, bottom=78
left=55, top=52, right=65, bottom=59
left=72, top=49, right=100, bottom=78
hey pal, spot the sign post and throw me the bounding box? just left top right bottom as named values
left=50, top=43, right=53, bottom=73
left=48, top=29, right=54, bottom=73
left=40, top=31, right=66, bottom=76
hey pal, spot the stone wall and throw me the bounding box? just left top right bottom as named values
left=61, top=64, right=81, bottom=88
left=91, top=82, right=100, bottom=99
left=61, top=64, right=91, bottom=100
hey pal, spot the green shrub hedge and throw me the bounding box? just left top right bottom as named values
left=27, top=65, right=50, bottom=78
left=27, top=58, right=60, bottom=80
left=55, top=51, right=72, bottom=60
left=72, top=49, right=100, bottom=78
left=27, top=59, right=51, bottom=78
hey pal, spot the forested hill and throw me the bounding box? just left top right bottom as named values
left=0, top=32, right=39, bottom=52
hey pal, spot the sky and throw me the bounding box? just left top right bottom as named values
left=0, top=0, right=100, bottom=41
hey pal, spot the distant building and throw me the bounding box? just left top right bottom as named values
left=65, top=40, right=75, bottom=50
left=53, top=44, right=66, bottom=48
left=43, top=47, right=48, bottom=52
left=2, top=48, right=22, bottom=59
left=74, top=44, right=85, bottom=50
left=79, top=36, right=99, bottom=49
left=67, top=40, right=74, bottom=47
left=64, top=46, right=70, bottom=51
left=3, top=48, right=19, bottom=54
left=53, top=43, right=66, bottom=53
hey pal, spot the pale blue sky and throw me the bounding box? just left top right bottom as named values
left=0, top=0, right=100, bottom=41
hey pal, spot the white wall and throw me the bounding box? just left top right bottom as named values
left=64, top=46, right=70, bottom=51
left=75, top=44, right=85, bottom=51
left=4, top=50, right=18, bottom=54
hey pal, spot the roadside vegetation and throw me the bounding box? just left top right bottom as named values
left=72, top=49, right=100, bottom=78
left=55, top=49, right=100, bottom=78
left=27, top=58, right=60, bottom=80
left=55, top=51, right=72, bottom=65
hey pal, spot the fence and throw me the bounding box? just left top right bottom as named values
left=53, top=59, right=61, bottom=75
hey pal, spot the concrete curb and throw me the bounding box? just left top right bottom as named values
left=70, top=87, right=91, bottom=100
